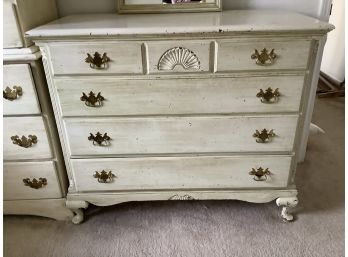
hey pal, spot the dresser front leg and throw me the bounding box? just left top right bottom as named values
left=66, top=200, right=89, bottom=224
left=276, top=197, right=298, bottom=222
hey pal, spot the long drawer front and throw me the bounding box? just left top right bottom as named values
left=4, top=116, right=52, bottom=160
left=71, top=155, right=292, bottom=192
left=56, top=75, right=305, bottom=117
left=4, top=161, right=62, bottom=200
left=64, top=115, right=298, bottom=156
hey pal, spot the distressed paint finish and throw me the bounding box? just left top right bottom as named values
left=27, top=11, right=333, bottom=223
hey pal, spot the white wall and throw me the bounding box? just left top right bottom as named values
left=56, top=0, right=331, bottom=20
left=321, top=0, right=345, bottom=82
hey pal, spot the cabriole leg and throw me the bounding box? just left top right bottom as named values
left=66, top=200, right=89, bottom=224
left=276, top=197, right=298, bottom=222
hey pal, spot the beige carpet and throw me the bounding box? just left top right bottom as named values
left=4, top=98, right=344, bottom=257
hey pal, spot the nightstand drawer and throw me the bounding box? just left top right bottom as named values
left=55, top=75, right=305, bottom=117
left=217, top=39, right=311, bottom=72
left=71, top=155, right=292, bottom=192
left=146, top=40, right=211, bottom=73
left=49, top=42, right=143, bottom=75
left=64, top=115, right=298, bottom=156
left=4, top=161, right=62, bottom=200
left=3, top=64, right=41, bottom=115
left=4, top=117, right=52, bottom=160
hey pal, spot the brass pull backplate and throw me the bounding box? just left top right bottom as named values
left=93, top=170, right=116, bottom=183
left=81, top=91, right=105, bottom=107
left=249, top=167, right=271, bottom=181
left=257, top=88, right=280, bottom=103
left=85, top=52, right=110, bottom=69
left=253, top=129, right=276, bottom=143
left=3, top=86, right=23, bottom=101
left=251, top=48, right=277, bottom=66
left=11, top=135, right=37, bottom=148
left=88, top=132, right=111, bottom=146
left=23, top=178, right=47, bottom=189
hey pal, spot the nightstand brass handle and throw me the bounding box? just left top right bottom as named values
left=80, top=91, right=105, bottom=107
left=11, top=135, right=38, bottom=148
left=249, top=167, right=271, bottom=181
left=253, top=129, right=276, bottom=143
left=251, top=48, right=277, bottom=66
left=3, top=86, right=23, bottom=101
left=88, top=132, right=111, bottom=146
left=23, top=178, right=47, bottom=189
left=85, top=52, right=110, bottom=69
left=256, top=88, right=280, bottom=103
left=93, top=170, right=116, bottom=183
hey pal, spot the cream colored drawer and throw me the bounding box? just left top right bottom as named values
left=4, top=64, right=41, bottom=115
left=49, top=42, right=143, bottom=75
left=217, top=39, right=311, bottom=71
left=71, top=155, right=292, bottom=192
left=55, top=75, right=304, bottom=117
left=4, top=117, right=52, bottom=160
left=64, top=115, right=298, bottom=156
left=146, top=40, right=211, bottom=73
left=4, top=161, right=62, bottom=200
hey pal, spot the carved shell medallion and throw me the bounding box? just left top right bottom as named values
left=158, top=47, right=200, bottom=71
left=169, top=194, right=195, bottom=200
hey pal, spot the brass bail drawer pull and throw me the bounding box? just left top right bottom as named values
left=3, top=86, right=23, bottom=101
left=251, top=48, right=277, bottom=66
left=249, top=167, right=271, bottom=181
left=11, top=135, right=38, bottom=148
left=88, top=132, right=111, bottom=146
left=23, top=177, right=47, bottom=189
left=85, top=52, right=110, bottom=69
left=93, top=170, right=116, bottom=183
left=256, top=88, right=280, bottom=103
left=253, top=129, right=276, bottom=143
left=80, top=91, right=105, bottom=107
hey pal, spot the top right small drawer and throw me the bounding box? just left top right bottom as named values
left=217, top=39, right=312, bottom=72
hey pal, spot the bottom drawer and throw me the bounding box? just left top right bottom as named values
left=4, top=161, right=63, bottom=200
left=71, top=155, right=292, bottom=192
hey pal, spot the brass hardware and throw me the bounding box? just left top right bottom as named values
left=169, top=194, right=195, bottom=200
left=88, top=132, right=111, bottom=146
left=85, top=52, right=110, bottom=69
left=23, top=178, right=47, bottom=189
left=11, top=135, right=37, bottom=148
left=249, top=167, right=271, bottom=181
left=93, top=170, right=116, bottom=183
left=253, top=129, right=276, bottom=143
left=3, top=86, right=23, bottom=101
left=80, top=91, right=105, bottom=107
left=256, top=88, right=280, bottom=103
left=251, top=48, right=277, bottom=66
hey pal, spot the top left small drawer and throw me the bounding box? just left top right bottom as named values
left=48, top=42, right=143, bottom=75
left=3, top=64, right=41, bottom=116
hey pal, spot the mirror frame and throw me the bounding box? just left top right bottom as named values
left=117, top=0, right=221, bottom=14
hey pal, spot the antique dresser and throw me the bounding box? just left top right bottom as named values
left=26, top=10, right=334, bottom=223
left=3, top=0, right=72, bottom=220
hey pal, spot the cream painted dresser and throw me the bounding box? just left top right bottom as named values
left=27, top=10, right=334, bottom=224
left=3, top=0, right=73, bottom=220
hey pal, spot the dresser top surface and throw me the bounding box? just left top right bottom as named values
left=26, top=10, right=334, bottom=39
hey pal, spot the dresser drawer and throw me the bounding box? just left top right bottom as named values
left=147, top=40, right=211, bottom=73
left=4, top=161, right=62, bottom=200
left=64, top=115, right=298, bottom=156
left=71, top=155, right=291, bottom=192
left=48, top=42, right=143, bottom=75
left=4, top=117, right=52, bottom=160
left=217, top=39, right=311, bottom=72
left=4, top=64, right=41, bottom=115
left=55, top=75, right=304, bottom=117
